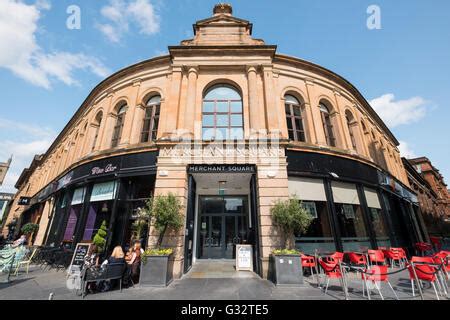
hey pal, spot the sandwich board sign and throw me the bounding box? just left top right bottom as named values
left=236, top=244, right=253, bottom=271
left=67, top=243, right=91, bottom=274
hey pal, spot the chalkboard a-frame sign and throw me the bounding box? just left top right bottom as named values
left=68, top=243, right=92, bottom=273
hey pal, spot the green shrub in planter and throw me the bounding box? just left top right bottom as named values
left=139, top=193, right=182, bottom=287
left=269, top=197, right=313, bottom=286
left=271, top=196, right=313, bottom=250
left=20, top=223, right=39, bottom=236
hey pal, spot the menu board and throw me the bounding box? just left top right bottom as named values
left=236, top=245, right=253, bottom=271
left=68, top=243, right=91, bottom=272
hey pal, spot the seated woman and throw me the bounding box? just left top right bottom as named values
left=82, top=244, right=100, bottom=293
left=98, top=245, right=125, bottom=292
left=108, top=245, right=125, bottom=264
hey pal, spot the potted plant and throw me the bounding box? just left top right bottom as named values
left=139, top=193, right=183, bottom=287
left=92, top=220, right=108, bottom=254
left=268, top=196, right=312, bottom=286
left=20, top=223, right=39, bottom=244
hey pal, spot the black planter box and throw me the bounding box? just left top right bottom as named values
left=139, top=254, right=174, bottom=287
left=269, top=254, right=305, bottom=287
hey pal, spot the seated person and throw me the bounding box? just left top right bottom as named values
left=98, top=245, right=126, bottom=292
left=12, top=235, right=26, bottom=248
left=108, top=245, right=125, bottom=264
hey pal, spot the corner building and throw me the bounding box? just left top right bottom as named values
left=3, top=4, right=427, bottom=279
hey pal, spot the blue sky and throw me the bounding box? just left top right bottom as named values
left=0, top=0, right=449, bottom=193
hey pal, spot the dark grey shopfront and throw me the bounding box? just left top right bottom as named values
left=41, top=151, right=158, bottom=253
left=286, top=150, right=428, bottom=255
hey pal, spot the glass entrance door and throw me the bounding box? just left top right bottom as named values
left=198, top=196, right=248, bottom=259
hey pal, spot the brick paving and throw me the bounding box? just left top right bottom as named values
left=0, top=261, right=448, bottom=300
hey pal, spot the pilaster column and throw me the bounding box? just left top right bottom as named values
left=183, top=66, right=199, bottom=137
left=130, top=104, right=146, bottom=144
left=333, top=89, right=349, bottom=150
left=355, top=113, right=370, bottom=158
left=261, top=65, right=279, bottom=134
left=161, top=66, right=183, bottom=138
left=96, top=93, right=114, bottom=150
left=120, top=79, right=141, bottom=146
left=100, top=113, right=117, bottom=150
left=305, top=79, right=325, bottom=145
left=247, top=66, right=261, bottom=134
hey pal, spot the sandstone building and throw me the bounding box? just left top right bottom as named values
left=3, top=4, right=427, bottom=279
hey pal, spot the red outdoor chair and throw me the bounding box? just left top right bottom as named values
left=432, top=251, right=450, bottom=293
left=301, top=254, right=319, bottom=285
left=407, top=256, right=444, bottom=300
left=361, top=265, right=399, bottom=300
left=430, top=236, right=443, bottom=251
left=414, top=242, right=433, bottom=256
left=347, top=252, right=367, bottom=267
left=324, top=252, right=344, bottom=263
left=383, top=248, right=408, bottom=268
left=318, top=257, right=348, bottom=298
left=367, top=250, right=386, bottom=266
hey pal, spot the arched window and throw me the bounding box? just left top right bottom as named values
left=319, top=102, right=336, bottom=147
left=141, top=95, right=161, bottom=143
left=202, top=84, right=243, bottom=141
left=111, top=104, right=127, bottom=148
left=345, top=110, right=357, bottom=151
left=285, top=94, right=306, bottom=142
left=91, top=111, right=103, bottom=151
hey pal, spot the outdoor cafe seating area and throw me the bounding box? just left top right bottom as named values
left=300, top=238, right=450, bottom=300
left=0, top=244, right=74, bottom=283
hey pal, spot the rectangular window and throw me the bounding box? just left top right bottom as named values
left=202, top=99, right=243, bottom=141
left=332, top=182, right=370, bottom=252
left=289, top=177, right=334, bottom=254
left=364, top=187, right=390, bottom=247
left=90, top=181, right=117, bottom=202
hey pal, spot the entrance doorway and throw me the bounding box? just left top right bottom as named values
left=198, top=196, right=249, bottom=259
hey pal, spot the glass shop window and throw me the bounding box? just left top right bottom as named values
left=288, top=177, right=335, bottom=254
left=364, top=187, right=390, bottom=248
left=82, top=181, right=117, bottom=242
left=332, top=181, right=370, bottom=252
left=62, top=187, right=86, bottom=245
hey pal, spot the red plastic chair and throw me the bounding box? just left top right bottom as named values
left=361, top=265, right=399, bottom=300
left=318, top=257, right=348, bottom=298
left=433, top=251, right=450, bottom=291
left=367, top=250, right=386, bottom=266
left=407, top=256, right=443, bottom=300
left=347, top=252, right=367, bottom=266
left=430, top=236, right=443, bottom=251
left=324, top=252, right=344, bottom=263
left=383, top=248, right=407, bottom=268
left=414, top=242, right=433, bottom=256
left=301, top=254, right=319, bottom=285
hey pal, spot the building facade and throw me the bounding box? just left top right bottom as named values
left=404, top=157, right=450, bottom=235
left=0, top=157, right=12, bottom=186
left=3, top=4, right=426, bottom=279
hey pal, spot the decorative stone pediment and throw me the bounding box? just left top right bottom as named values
left=180, top=4, right=265, bottom=46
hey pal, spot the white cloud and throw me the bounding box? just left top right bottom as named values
left=369, top=94, right=429, bottom=128
left=398, top=140, right=417, bottom=159
left=0, top=0, right=110, bottom=89
left=0, top=118, right=56, bottom=193
left=97, top=0, right=160, bottom=43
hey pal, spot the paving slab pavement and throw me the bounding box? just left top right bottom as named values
left=0, top=264, right=448, bottom=301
